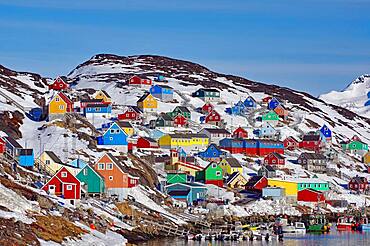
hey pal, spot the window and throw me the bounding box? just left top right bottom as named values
left=95, top=107, right=101, bottom=112
left=59, top=105, right=64, bottom=110
left=45, top=160, right=50, bottom=165
left=110, top=129, right=115, bottom=134
left=98, top=163, right=105, bottom=170
left=106, top=163, right=113, bottom=170
left=61, top=172, right=67, bottom=177
left=55, top=97, right=60, bottom=102
left=212, top=163, right=217, bottom=168
left=109, top=137, right=113, bottom=141
left=83, top=169, right=87, bottom=175
left=66, top=185, right=72, bottom=190
left=109, top=176, right=113, bottom=180
left=216, top=171, right=221, bottom=176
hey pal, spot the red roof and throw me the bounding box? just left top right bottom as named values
left=58, top=92, right=73, bottom=105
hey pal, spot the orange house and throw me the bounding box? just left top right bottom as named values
left=274, top=105, right=288, bottom=120
left=93, top=153, right=139, bottom=191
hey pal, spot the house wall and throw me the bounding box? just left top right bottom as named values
left=267, top=180, right=298, bottom=196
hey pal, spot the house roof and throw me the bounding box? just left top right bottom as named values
left=137, top=92, right=152, bottom=102
left=224, top=158, right=242, bottom=168
left=168, top=190, right=190, bottom=196
left=168, top=133, right=209, bottom=139
left=86, top=103, right=110, bottom=108
left=44, top=151, right=63, bottom=164
left=202, top=128, right=231, bottom=135
left=269, top=152, right=285, bottom=160
left=263, top=165, right=275, bottom=172
left=226, top=172, right=241, bottom=184
left=127, top=105, right=143, bottom=113
left=156, top=84, right=173, bottom=89
left=299, top=152, right=326, bottom=160
left=175, top=106, right=190, bottom=113
left=302, top=134, right=321, bottom=141
left=57, top=92, right=73, bottom=104
left=98, top=90, right=111, bottom=98
left=116, top=121, right=133, bottom=128
left=160, top=113, right=173, bottom=121
left=131, top=74, right=150, bottom=80
left=81, top=98, right=104, bottom=103
left=141, top=137, right=157, bottom=144
left=165, top=182, right=206, bottom=189
left=245, top=176, right=265, bottom=187
left=199, top=88, right=220, bottom=93
left=3, top=136, right=22, bottom=148
left=19, top=149, right=33, bottom=156
left=350, top=176, right=367, bottom=184
left=285, top=136, right=299, bottom=142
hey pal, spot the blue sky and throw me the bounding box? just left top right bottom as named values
left=0, top=0, right=369, bottom=96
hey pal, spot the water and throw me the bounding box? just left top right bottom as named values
left=138, top=231, right=370, bottom=246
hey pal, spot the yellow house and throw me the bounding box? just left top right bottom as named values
left=137, top=92, right=157, bottom=112
left=226, top=172, right=248, bottom=188
left=267, top=179, right=298, bottom=196
left=165, top=150, right=203, bottom=176
left=48, top=92, right=73, bottom=117
left=37, top=151, right=80, bottom=176
left=94, top=90, right=112, bottom=103
left=364, top=151, right=370, bottom=165
left=159, top=133, right=209, bottom=151
left=219, top=158, right=243, bottom=175
left=117, top=121, right=134, bottom=136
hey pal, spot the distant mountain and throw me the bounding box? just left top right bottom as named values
left=319, top=74, right=370, bottom=119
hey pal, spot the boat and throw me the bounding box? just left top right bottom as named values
left=280, top=219, right=306, bottom=233
left=337, top=216, right=355, bottom=231
left=304, top=214, right=330, bottom=233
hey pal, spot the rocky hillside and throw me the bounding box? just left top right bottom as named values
left=320, top=74, right=370, bottom=119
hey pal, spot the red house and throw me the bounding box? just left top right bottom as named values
left=244, top=176, right=268, bottom=191
left=201, top=103, right=214, bottom=114
left=49, top=76, right=69, bottom=91
left=348, top=176, right=368, bottom=193
left=262, top=96, right=272, bottom=104
left=128, top=75, right=152, bottom=86
left=0, top=138, right=6, bottom=154
left=173, top=114, right=187, bottom=127
left=205, top=110, right=222, bottom=126
left=297, top=189, right=325, bottom=202
left=299, top=134, right=322, bottom=151
left=283, top=136, right=299, bottom=150
left=232, top=127, right=248, bottom=139
left=264, top=152, right=285, bottom=167
left=118, top=106, right=143, bottom=122
left=41, top=167, right=81, bottom=205
left=136, top=137, right=159, bottom=149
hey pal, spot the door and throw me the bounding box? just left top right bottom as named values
left=49, top=185, right=56, bottom=195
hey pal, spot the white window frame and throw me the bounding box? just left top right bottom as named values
left=98, top=163, right=105, bottom=170
left=66, top=185, right=72, bottom=190
left=106, top=163, right=113, bottom=170
left=61, top=171, right=67, bottom=178
left=109, top=176, right=113, bottom=180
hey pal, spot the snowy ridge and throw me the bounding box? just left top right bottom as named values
left=320, top=74, right=370, bottom=118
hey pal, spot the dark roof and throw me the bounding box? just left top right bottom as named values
left=299, top=152, right=326, bottom=160
left=4, top=136, right=22, bottom=148
left=175, top=106, right=190, bottom=113
left=81, top=98, right=103, bottom=103
left=141, top=137, right=157, bottom=144
left=202, top=128, right=231, bottom=134
left=350, top=176, right=367, bottom=184
left=157, top=84, right=173, bottom=89
left=168, top=133, right=209, bottom=139
left=86, top=103, right=110, bottom=108
left=264, top=165, right=275, bottom=172
left=45, top=151, right=63, bottom=164
left=224, top=158, right=242, bottom=168
left=227, top=172, right=240, bottom=184
left=160, top=113, right=173, bottom=121
left=127, top=105, right=143, bottom=113
left=116, top=121, right=133, bottom=128
left=245, top=176, right=264, bottom=187
left=99, top=90, right=111, bottom=98
left=168, top=190, right=190, bottom=196
left=302, top=134, right=321, bottom=141
left=56, top=76, right=67, bottom=83
left=270, top=152, right=284, bottom=159
left=199, top=88, right=220, bottom=92
left=137, top=92, right=151, bottom=102
left=19, top=149, right=33, bottom=156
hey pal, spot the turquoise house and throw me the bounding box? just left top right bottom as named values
left=76, top=165, right=105, bottom=194
left=165, top=183, right=207, bottom=206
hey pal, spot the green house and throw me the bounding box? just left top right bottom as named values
left=76, top=165, right=105, bottom=194
left=167, top=173, right=188, bottom=184
left=169, top=106, right=191, bottom=119
left=195, top=162, right=223, bottom=187
left=296, top=179, right=329, bottom=192
left=262, top=111, right=280, bottom=122
left=342, top=140, right=368, bottom=151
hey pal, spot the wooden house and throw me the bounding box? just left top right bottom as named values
left=169, top=106, right=191, bottom=119
left=93, top=90, right=112, bottom=104
left=232, top=127, right=248, bottom=139
left=201, top=103, right=214, bottom=114
left=84, top=104, right=112, bottom=120
left=165, top=183, right=207, bottom=206
left=48, top=76, right=69, bottom=91
left=348, top=176, right=368, bottom=193
left=341, top=138, right=369, bottom=156
left=197, top=143, right=225, bottom=160
left=261, top=111, right=279, bottom=126
left=128, top=75, right=152, bottom=86
left=118, top=106, right=143, bottom=122
left=37, top=151, right=79, bottom=175
left=173, top=114, right=188, bottom=127
left=151, top=113, right=174, bottom=128
left=253, top=122, right=278, bottom=139
left=149, top=129, right=166, bottom=140
left=364, top=151, right=370, bottom=165
left=42, top=167, right=81, bottom=205
left=18, top=149, right=34, bottom=167
left=136, top=137, right=159, bottom=149
left=268, top=178, right=329, bottom=196
left=243, top=96, right=257, bottom=109
left=48, top=92, right=73, bottom=120
left=195, top=162, right=223, bottom=187
left=258, top=165, right=276, bottom=178
left=218, top=158, right=243, bottom=176
left=205, top=110, right=223, bottom=127
left=93, top=153, right=139, bottom=199
left=80, top=98, right=104, bottom=110
left=158, top=133, right=209, bottom=152
left=150, top=84, right=173, bottom=102
left=319, top=124, right=332, bottom=142
left=199, top=128, right=231, bottom=144
left=273, top=104, right=288, bottom=120
left=262, top=187, right=286, bottom=200
left=297, top=189, right=325, bottom=202
left=283, top=136, right=299, bottom=150
left=116, top=121, right=134, bottom=136
left=3, top=136, right=22, bottom=159
left=267, top=97, right=280, bottom=110
left=137, top=92, right=157, bottom=113
left=0, top=138, right=5, bottom=155
left=297, top=152, right=327, bottom=173
left=96, top=122, right=128, bottom=151
left=264, top=152, right=285, bottom=167
left=262, top=96, right=272, bottom=104
left=299, top=134, right=322, bottom=151
left=192, top=88, right=221, bottom=102
left=245, top=176, right=268, bottom=191
left=166, top=172, right=189, bottom=184
left=226, top=172, right=248, bottom=189
left=76, top=165, right=105, bottom=195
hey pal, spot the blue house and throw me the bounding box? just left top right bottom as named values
left=267, top=97, right=280, bottom=110
left=319, top=124, right=332, bottom=141
left=177, top=147, right=187, bottom=159
left=244, top=96, right=257, bottom=109
left=225, top=100, right=246, bottom=116
left=3, top=136, right=23, bottom=159
left=18, top=149, right=34, bottom=167
left=96, top=122, right=128, bottom=146
left=84, top=104, right=112, bottom=119
left=165, top=182, right=207, bottom=206
left=149, top=84, right=174, bottom=102
left=253, top=122, right=278, bottom=139
left=197, top=143, right=225, bottom=160
left=149, top=129, right=166, bottom=140
left=365, top=92, right=370, bottom=107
